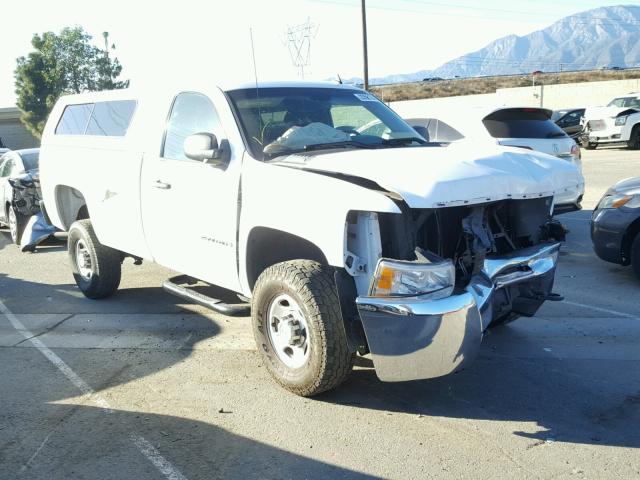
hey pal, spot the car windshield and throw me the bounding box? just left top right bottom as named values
left=551, top=111, right=568, bottom=122
left=608, top=97, right=640, bottom=108
left=19, top=151, right=39, bottom=171
left=226, top=87, right=424, bottom=159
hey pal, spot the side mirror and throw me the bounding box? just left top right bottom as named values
left=411, top=125, right=429, bottom=141
left=184, top=132, right=226, bottom=165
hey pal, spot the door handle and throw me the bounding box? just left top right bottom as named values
left=153, top=180, right=171, bottom=190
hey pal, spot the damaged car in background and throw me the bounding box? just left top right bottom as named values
left=0, top=148, right=58, bottom=250
left=580, top=93, right=640, bottom=149
left=40, top=83, right=583, bottom=396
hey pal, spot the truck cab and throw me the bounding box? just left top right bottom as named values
left=40, top=82, right=583, bottom=396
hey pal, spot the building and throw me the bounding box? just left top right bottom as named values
left=0, top=107, right=40, bottom=150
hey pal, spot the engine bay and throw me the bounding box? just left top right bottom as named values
left=353, top=196, right=566, bottom=288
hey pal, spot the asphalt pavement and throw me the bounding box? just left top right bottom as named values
left=0, top=147, right=639, bottom=480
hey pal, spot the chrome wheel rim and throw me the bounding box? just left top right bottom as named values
left=8, top=208, right=17, bottom=242
left=75, top=240, right=93, bottom=279
left=266, top=293, right=310, bottom=369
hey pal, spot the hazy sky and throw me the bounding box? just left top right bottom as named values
left=1, top=0, right=637, bottom=106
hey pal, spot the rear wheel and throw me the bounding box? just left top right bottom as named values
left=7, top=205, right=27, bottom=245
left=251, top=260, right=353, bottom=396
left=68, top=219, right=122, bottom=299
left=631, top=234, right=640, bottom=281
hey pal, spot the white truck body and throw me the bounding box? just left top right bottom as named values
left=40, top=82, right=583, bottom=393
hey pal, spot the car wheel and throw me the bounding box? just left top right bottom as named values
left=68, top=219, right=122, bottom=299
left=251, top=260, right=354, bottom=396
left=631, top=234, right=640, bottom=281
left=627, top=127, right=640, bottom=150
left=7, top=205, right=27, bottom=245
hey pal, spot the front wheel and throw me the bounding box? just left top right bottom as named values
left=251, top=260, right=354, bottom=396
left=7, top=205, right=27, bottom=245
left=627, top=127, right=640, bottom=150
left=68, top=219, right=122, bottom=299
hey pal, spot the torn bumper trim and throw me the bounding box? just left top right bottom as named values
left=356, top=242, right=560, bottom=382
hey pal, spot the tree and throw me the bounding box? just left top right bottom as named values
left=14, top=27, right=129, bottom=138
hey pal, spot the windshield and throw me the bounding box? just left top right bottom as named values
left=226, top=87, right=423, bottom=159
left=19, top=151, right=39, bottom=171
left=608, top=97, right=640, bottom=108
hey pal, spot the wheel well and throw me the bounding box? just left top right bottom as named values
left=246, top=227, right=328, bottom=290
left=55, top=185, right=89, bottom=230
left=622, top=217, right=640, bottom=265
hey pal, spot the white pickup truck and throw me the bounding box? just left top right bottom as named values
left=40, top=82, right=583, bottom=396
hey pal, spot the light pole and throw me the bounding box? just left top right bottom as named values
left=361, top=0, right=369, bottom=90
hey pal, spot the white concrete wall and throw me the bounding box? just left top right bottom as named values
left=390, top=93, right=497, bottom=118
left=496, top=78, right=640, bottom=109
left=391, top=78, right=640, bottom=116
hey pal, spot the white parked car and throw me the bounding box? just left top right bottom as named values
left=581, top=93, right=640, bottom=150
left=40, top=82, right=582, bottom=396
left=405, top=107, right=584, bottom=213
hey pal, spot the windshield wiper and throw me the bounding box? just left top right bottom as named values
left=380, top=136, right=429, bottom=145
left=264, top=139, right=379, bottom=159
left=546, top=132, right=568, bottom=138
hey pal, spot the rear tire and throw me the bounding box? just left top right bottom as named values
left=631, top=234, right=640, bottom=281
left=7, top=205, right=27, bottom=245
left=68, top=219, right=122, bottom=299
left=251, top=260, right=353, bottom=396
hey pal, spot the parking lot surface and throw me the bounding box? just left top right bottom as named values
left=1, top=147, right=639, bottom=480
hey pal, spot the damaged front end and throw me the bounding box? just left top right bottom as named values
left=9, top=171, right=57, bottom=251
left=348, top=197, right=566, bottom=382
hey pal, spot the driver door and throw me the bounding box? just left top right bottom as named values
left=141, top=91, right=242, bottom=292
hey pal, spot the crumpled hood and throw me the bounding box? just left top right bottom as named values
left=584, top=106, right=638, bottom=121
left=273, top=142, right=584, bottom=209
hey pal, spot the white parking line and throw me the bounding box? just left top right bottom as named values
left=0, top=300, right=188, bottom=480
left=563, top=300, right=639, bottom=319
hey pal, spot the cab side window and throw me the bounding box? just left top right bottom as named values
left=162, top=92, right=224, bottom=161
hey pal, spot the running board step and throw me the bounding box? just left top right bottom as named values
left=162, top=275, right=250, bottom=316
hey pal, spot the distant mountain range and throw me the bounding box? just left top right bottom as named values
left=349, top=4, right=640, bottom=85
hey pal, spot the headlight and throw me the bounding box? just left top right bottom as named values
left=369, top=258, right=455, bottom=298
left=597, top=193, right=640, bottom=209
left=615, top=116, right=628, bottom=126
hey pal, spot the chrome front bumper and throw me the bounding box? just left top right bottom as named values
left=356, top=242, right=560, bottom=382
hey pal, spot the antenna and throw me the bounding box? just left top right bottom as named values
left=283, top=18, right=318, bottom=79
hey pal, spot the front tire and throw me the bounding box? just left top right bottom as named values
left=627, top=127, right=640, bottom=150
left=68, top=219, right=122, bottom=299
left=631, top=234, right=640, bottom=281
left=251, top=260, right=353, bottom=396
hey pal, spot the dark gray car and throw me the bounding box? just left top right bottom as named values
left=552, top=108, right=585, bottom=138
left=591, top=176, right=640, bottom=280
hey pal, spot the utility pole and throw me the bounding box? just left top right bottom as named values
left=361, top=0, right=369, bottom=90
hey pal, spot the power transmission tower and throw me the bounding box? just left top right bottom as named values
left=284, top=19, right=318, bottom=79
